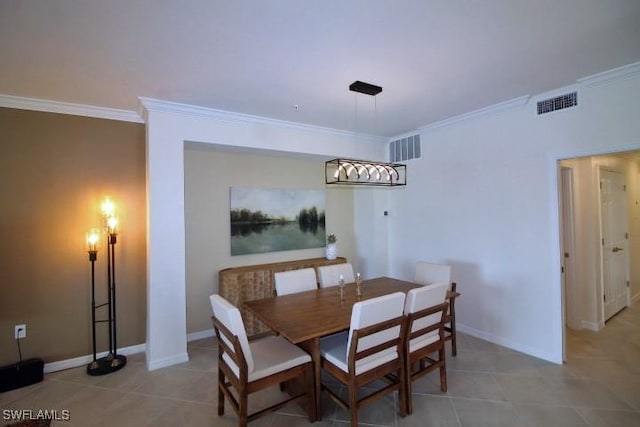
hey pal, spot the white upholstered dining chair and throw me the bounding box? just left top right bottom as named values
left=273, top=267, right=317, bottom=296
left=403, top=282, right=449, bottom=414
left=414, top=261, right=459, bottom=356
left=210, top=294, right=313, bottom=427
left=319, top=292, right=407, bottom=427
left=317, top=263, right=355, bottom=288
left=414, top=261, right=451, bottom=285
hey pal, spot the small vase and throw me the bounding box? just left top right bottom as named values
left=326, top=243, right=337, bottom=260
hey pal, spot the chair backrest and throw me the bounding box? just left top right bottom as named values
left=317, top=263, right=356, bottom=288
left=404, top=282, right=448, bottom=350
left=404, top=281, right=448, bottom=315
left=347, top=292, right=406, bottom=366
left=210, top=294, right=254, bottom=372
left=274, top=268, right=318, bottom=296
left=414, top=261, right=452, bottom=286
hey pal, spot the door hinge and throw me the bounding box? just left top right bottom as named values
left=561, top=266, right=565, bottom=273
left=604, top=294, right=606, bottom=302
left=564, top=252, right=570, bottom=258
left=600, top=181, right=603, bottom=190
left=623, top=184, right=626, bottom=191
left=625, top=232, right=629, bottom=239
left=628, top=281, right=630, bottom=288
left=602, top=238, right=605, bottom=246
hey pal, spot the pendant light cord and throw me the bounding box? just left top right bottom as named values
left=354, top=92, right=359, bottom=156
left=374, top=95, right=378, bottom=137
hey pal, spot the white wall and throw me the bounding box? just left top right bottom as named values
left=386, top=74, right=640, bottom=363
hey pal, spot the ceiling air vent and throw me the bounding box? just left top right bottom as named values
left=537, top=91, right=578, bottom=115
left=390, top=134, right=421, bottom=162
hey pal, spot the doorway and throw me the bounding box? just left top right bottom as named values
left=559, top=151, right=639, bottom=361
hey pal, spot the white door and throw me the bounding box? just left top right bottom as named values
left=599, top=169, right=629, bottom=321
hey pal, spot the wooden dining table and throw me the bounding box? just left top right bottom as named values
left=244, top=276, right=428, bottom=421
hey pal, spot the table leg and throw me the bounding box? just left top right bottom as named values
left=298, top=337, right=321, bottom=421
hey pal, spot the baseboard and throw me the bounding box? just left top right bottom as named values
left=581, top=320, right=603, bottom=331
left=146, top=352, right=189, bottom=371
left=187, top=328, right=214, bottom=342
left=456, top=324, right=561, bottom=364
left=42, top=332, right=213, bottom=374
left=43, top=343, right=146, bottom=373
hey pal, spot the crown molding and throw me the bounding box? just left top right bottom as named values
left=0, top=94, right=143, bottom=123
left=578, top=61, right=640, bottom=87
left=418, top=95, right=530, bottom=134
left=138, top=97, right=386, bottom=143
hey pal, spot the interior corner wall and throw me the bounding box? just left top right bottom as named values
left=385, top=74, right=640, bottom=363
left=353, top=188, right=391, bottom=278
left=184, top=147, right=356, bottom=334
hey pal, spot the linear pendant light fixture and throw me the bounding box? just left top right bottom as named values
left=325, top=81, right=407, bottom=187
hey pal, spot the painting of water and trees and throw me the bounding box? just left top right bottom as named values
left=230, top=187, right=326, bottom=255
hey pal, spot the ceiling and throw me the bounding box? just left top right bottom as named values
left=1, top=0, right=639, bottom=137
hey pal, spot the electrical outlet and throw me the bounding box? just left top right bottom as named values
left=15, top=324, right=26, bottom=339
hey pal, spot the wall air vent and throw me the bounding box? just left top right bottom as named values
left=389, top=134, right=421, bottom=162
left=537, top=91, right=578, bottom=115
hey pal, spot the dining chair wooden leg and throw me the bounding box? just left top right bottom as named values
left=349, top=377, right=359, bottom=427
left=439, top=346, right=448, bottom=392
left=449, top=282, right=458, bottom=356
left=239, top=390, right=248, bottom=427
left=217, top=368, right=225, bottom=416
left=398, top=359, right=407, bottom=418
left=405, top=356, right=414, bottom=415
left=450, top=318, right=457, bottom=356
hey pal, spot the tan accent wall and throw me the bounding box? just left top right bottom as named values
left=0, top=108, right=146, bottom=366
left=184, top=145, right=356, bottom=334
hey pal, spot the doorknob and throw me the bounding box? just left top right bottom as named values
left=612, top=247, right=624, bottom=253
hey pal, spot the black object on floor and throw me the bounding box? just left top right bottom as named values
left=0, top=358, right=44, bottom=393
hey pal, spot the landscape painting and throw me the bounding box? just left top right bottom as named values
left=230, top=187, right=326, bottom=255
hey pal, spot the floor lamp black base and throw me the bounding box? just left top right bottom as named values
left=86, top=354, right=127, bottom=376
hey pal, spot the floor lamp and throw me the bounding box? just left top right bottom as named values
left=86, top=229, right=99, bottom=370
left=86, top=198, right=127, bottom=376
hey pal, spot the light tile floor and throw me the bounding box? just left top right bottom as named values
left=1, top=303, right=638, bottom=426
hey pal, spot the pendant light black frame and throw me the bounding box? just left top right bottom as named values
left=325, top=81, right=407, bottom=187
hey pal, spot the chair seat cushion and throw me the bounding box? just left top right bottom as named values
left=223, top=336, right=311, bottom=382
left=320, top=331, right=397, bottom=375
